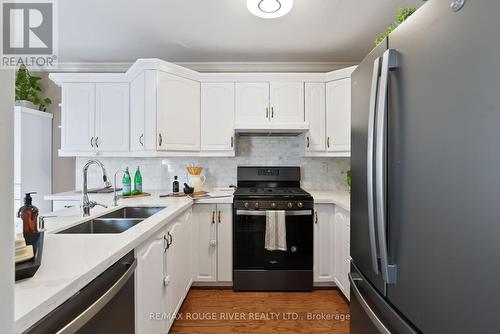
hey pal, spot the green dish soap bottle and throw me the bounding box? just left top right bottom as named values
left=133, top=166, right=143, bottom=195
left=122, top=167, right=132, bottom=196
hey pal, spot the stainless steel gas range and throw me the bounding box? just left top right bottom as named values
left=232, top=166, right=314, bottom=291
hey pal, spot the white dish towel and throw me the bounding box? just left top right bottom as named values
left=265, top=210, right=287, bottom=251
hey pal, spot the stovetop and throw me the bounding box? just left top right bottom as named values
left=234, top=187, right=312, bottom=199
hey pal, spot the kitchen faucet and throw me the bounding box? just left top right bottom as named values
left=82, top=160, right=111, bottom=217
left=113, top=169, right=126, bottom=206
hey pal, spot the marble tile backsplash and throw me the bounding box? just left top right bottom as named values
left=75, top=136, right=350, bottom=192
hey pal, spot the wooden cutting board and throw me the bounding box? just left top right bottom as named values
left=159, top=191, right=208, bottom=198
left=121, top=192, right=151, bottom=199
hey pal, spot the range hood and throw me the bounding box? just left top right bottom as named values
left=234, top=122, right=309, bottom=137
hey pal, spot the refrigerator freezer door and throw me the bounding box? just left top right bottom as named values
left=350, top=265, right=418, bottom=334
left=387, top=1, right=500, bottom=333
left=351, top=40, right=387, bottom=295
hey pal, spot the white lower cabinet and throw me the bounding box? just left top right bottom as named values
left=313, top=204, right=350, bottom=300
left=333, top=206, right=350, bottom=300
left=313, top=204, right=335, bottom=282
left=192, top=204, right=233, bottom=283
left=135, top=208, right=192, bottom=334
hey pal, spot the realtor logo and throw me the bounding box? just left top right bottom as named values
left=1, top=0, right=58, bottom=68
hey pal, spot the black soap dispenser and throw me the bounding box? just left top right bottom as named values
left=18, top=192, right=39, bottom=236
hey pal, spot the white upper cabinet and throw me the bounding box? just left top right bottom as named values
left=61, top=82, right=129, bottom=153
left=61, top=83, right=95, bottom=152
left=235, top=82, right=269, bottom=126
left=326, top=78, right=351, bottom=153
left=95, top=83, right=129, bottom=152
left=157, top=72, right=200, bottom=151
left=269, top=82, right=304, bottom=123
left=201, top=83, right=235, bottom=153
left=305, top=83, right=326, bottom=152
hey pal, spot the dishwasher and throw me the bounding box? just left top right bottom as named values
left=26, top=251, right=136, bottom=334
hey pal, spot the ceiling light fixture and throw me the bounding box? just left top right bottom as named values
left=247, top=0, right=293, bottom=19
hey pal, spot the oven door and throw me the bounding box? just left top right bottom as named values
left=233, top=209, right=313, bottom=270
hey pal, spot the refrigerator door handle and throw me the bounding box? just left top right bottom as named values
left=375, top=49, right=399, bottom=284
left=349, top=272, right=391, bottom=334
left=367, top=56, right=382, bottom=275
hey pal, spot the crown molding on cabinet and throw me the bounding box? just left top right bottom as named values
left=33, top=61, right=357, bottom=74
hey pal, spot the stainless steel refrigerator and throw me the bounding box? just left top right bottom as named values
left=350, top=1, right=500, bottom=333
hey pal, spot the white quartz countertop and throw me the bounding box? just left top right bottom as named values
left=45, top=189, right=349, bottom=209
left=15, top=194, right=194, bottom=333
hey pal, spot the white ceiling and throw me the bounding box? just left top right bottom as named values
left=58, top=0, right=424, bottom=64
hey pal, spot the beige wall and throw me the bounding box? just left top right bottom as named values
left=0, top=69, right=15, bottom=333
left=34, top=72, right=75, bottom=194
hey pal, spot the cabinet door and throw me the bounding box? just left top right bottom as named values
left=165, top=222, right=183, bottom=325
left=130, top=72, right=145, bottom=151
left=313, top=205, right=335, bottom=283
left=334, top=206, right=350, bottom=299
left=235, top=82, right=269, bottom=125
left=326, top=78, right=351, bottom=153
left=216, top=204, right=233, bottom=282
left=201, top=83, right=235, bottom=151
left=305, top=83, right=326, bottom=152
left=192, top=204, right=217, bottom=282
left=157, top=72, right=200, bottom=151
left=270, top=82, right=304, bottom=123
left=95, top=83, right=130, bottom=152
left=61, top=83, right=95, bottom=151
left=136, top=233, right=167, bottom=334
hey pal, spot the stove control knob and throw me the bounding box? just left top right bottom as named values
left=271, top=202, right=276, bottom=208
left=297, top=202, right=303, bottom=208
left=244, top=202, right=249, bottom=208
left=254, top=202, right=260, bottom=209
left=287, top=202, right=293, bottom=209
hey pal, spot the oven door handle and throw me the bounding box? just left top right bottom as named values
left=236, top=210, right=312, bottom=216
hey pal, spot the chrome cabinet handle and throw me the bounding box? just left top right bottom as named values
left=95, top=137, right=99, bottom=148
left=271, top=107, right=274, bottom=118
left=314, top=211, right=318, bottom=224
left=306, top=136, right=310, bottom=148
left=367, top=56, right=382, bottom=275
left=218, top=210, right=221, bottom=223
left=266, top=107, right=269, bottom=119
left=164, top=234, right=169, bottom=251
left=327, top=137, right=330, bottom=148
left=90, top=136, right=94, bottom=148
left=236, top=210, right=312, bottom=216
left=168, top=232, right=173, bottom=246
left=139, top=134, right=144, bottom=146
left=158, top=133, right=163, bottom=147
left=231, top=136, right=234, bottom=148
left=56, top=259, right=137, bottom=334
left=212, top=211, right=215, bottom=224
left=375, top=49, right=399, bottom=284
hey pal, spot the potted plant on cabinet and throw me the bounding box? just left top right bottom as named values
left=15, top=65, right=52, bottom=111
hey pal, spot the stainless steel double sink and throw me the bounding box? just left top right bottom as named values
left=57, top=207, right=165, bottom=234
